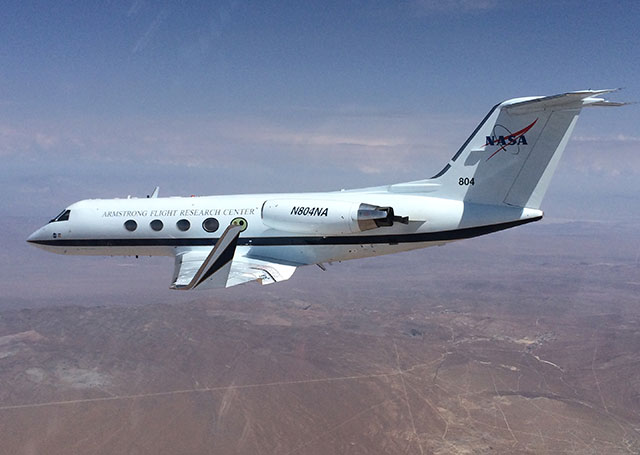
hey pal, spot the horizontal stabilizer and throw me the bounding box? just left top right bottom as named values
left=503, top=89, right=625, bottom=114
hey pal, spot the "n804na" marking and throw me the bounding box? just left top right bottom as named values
left=290, top=207, right=329, bottom=216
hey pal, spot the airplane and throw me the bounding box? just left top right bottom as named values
left=27, top=89, right=625, bottom=290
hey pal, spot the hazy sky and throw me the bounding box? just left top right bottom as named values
left=2, top=0, right=638, bottom=218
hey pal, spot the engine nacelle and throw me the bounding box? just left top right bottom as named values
left=261, top=199, right=407, bottom=235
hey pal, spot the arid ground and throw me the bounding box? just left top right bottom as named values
left=1, top=218, right=639, bottom=454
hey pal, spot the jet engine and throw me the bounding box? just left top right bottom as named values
left=261, top=199, right=408, bottom=235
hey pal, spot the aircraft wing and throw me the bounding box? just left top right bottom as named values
left=223, top=251, right=298, bottom=288
left=170, top=226, right=297, bottom=290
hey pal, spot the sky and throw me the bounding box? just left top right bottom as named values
left=1, top=0, right=639, bottom=302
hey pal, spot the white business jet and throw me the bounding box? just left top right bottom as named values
left=27, top=90, right=624, bottom=290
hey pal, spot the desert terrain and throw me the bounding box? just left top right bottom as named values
left=1, top=218, right=639, bottom=454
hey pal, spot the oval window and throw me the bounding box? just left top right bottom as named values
left=124, top=220, right=137, bottom=232
left=150, top=219, right=164, bottom=231
left=176, top=219, right=190, bottom=231
left=202, top=217, right=219, bottom=233
left=231, top=217, right=248, bottom=232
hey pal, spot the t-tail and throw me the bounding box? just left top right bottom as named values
left=395, top=90, right=625, bottom=209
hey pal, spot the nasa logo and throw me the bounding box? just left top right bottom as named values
left=485, top=135, right=528, bottom=146
left=484, top=118, right=538, bottom=161
left=290, top=207, right=329, bottom=217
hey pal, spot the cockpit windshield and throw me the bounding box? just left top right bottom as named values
left=49, top=209, right=71, bottom=223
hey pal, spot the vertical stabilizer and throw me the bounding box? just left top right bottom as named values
left=424, top=90, right=623, bottom=208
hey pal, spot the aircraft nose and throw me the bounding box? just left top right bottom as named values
left=27, top=227, right=46, bottom=245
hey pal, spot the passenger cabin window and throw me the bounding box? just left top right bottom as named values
left=176, top=219, right=190, bottom=231
left=202, top=217, right=219, bottom=233
left=150, top=219, right=163, bottom=231
left=124, top=220, right=137, bottom=231
left=49, top=209, right=71, bottom=223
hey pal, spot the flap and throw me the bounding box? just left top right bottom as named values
left=225, top=250, right=298, bottom=288
left=193, top=247, right=298, bottom=290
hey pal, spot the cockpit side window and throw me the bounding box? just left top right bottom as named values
left=49, top=209, right=71, bottom=223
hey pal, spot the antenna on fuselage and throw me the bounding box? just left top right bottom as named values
left=147, top=187, right=160, bottom=198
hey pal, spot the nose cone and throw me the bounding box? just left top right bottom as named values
left=27, top=226, right=50, bottom=249
left=27, top=228, right=41, bottom=244
left=27, top=224, right=71, bottom=254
